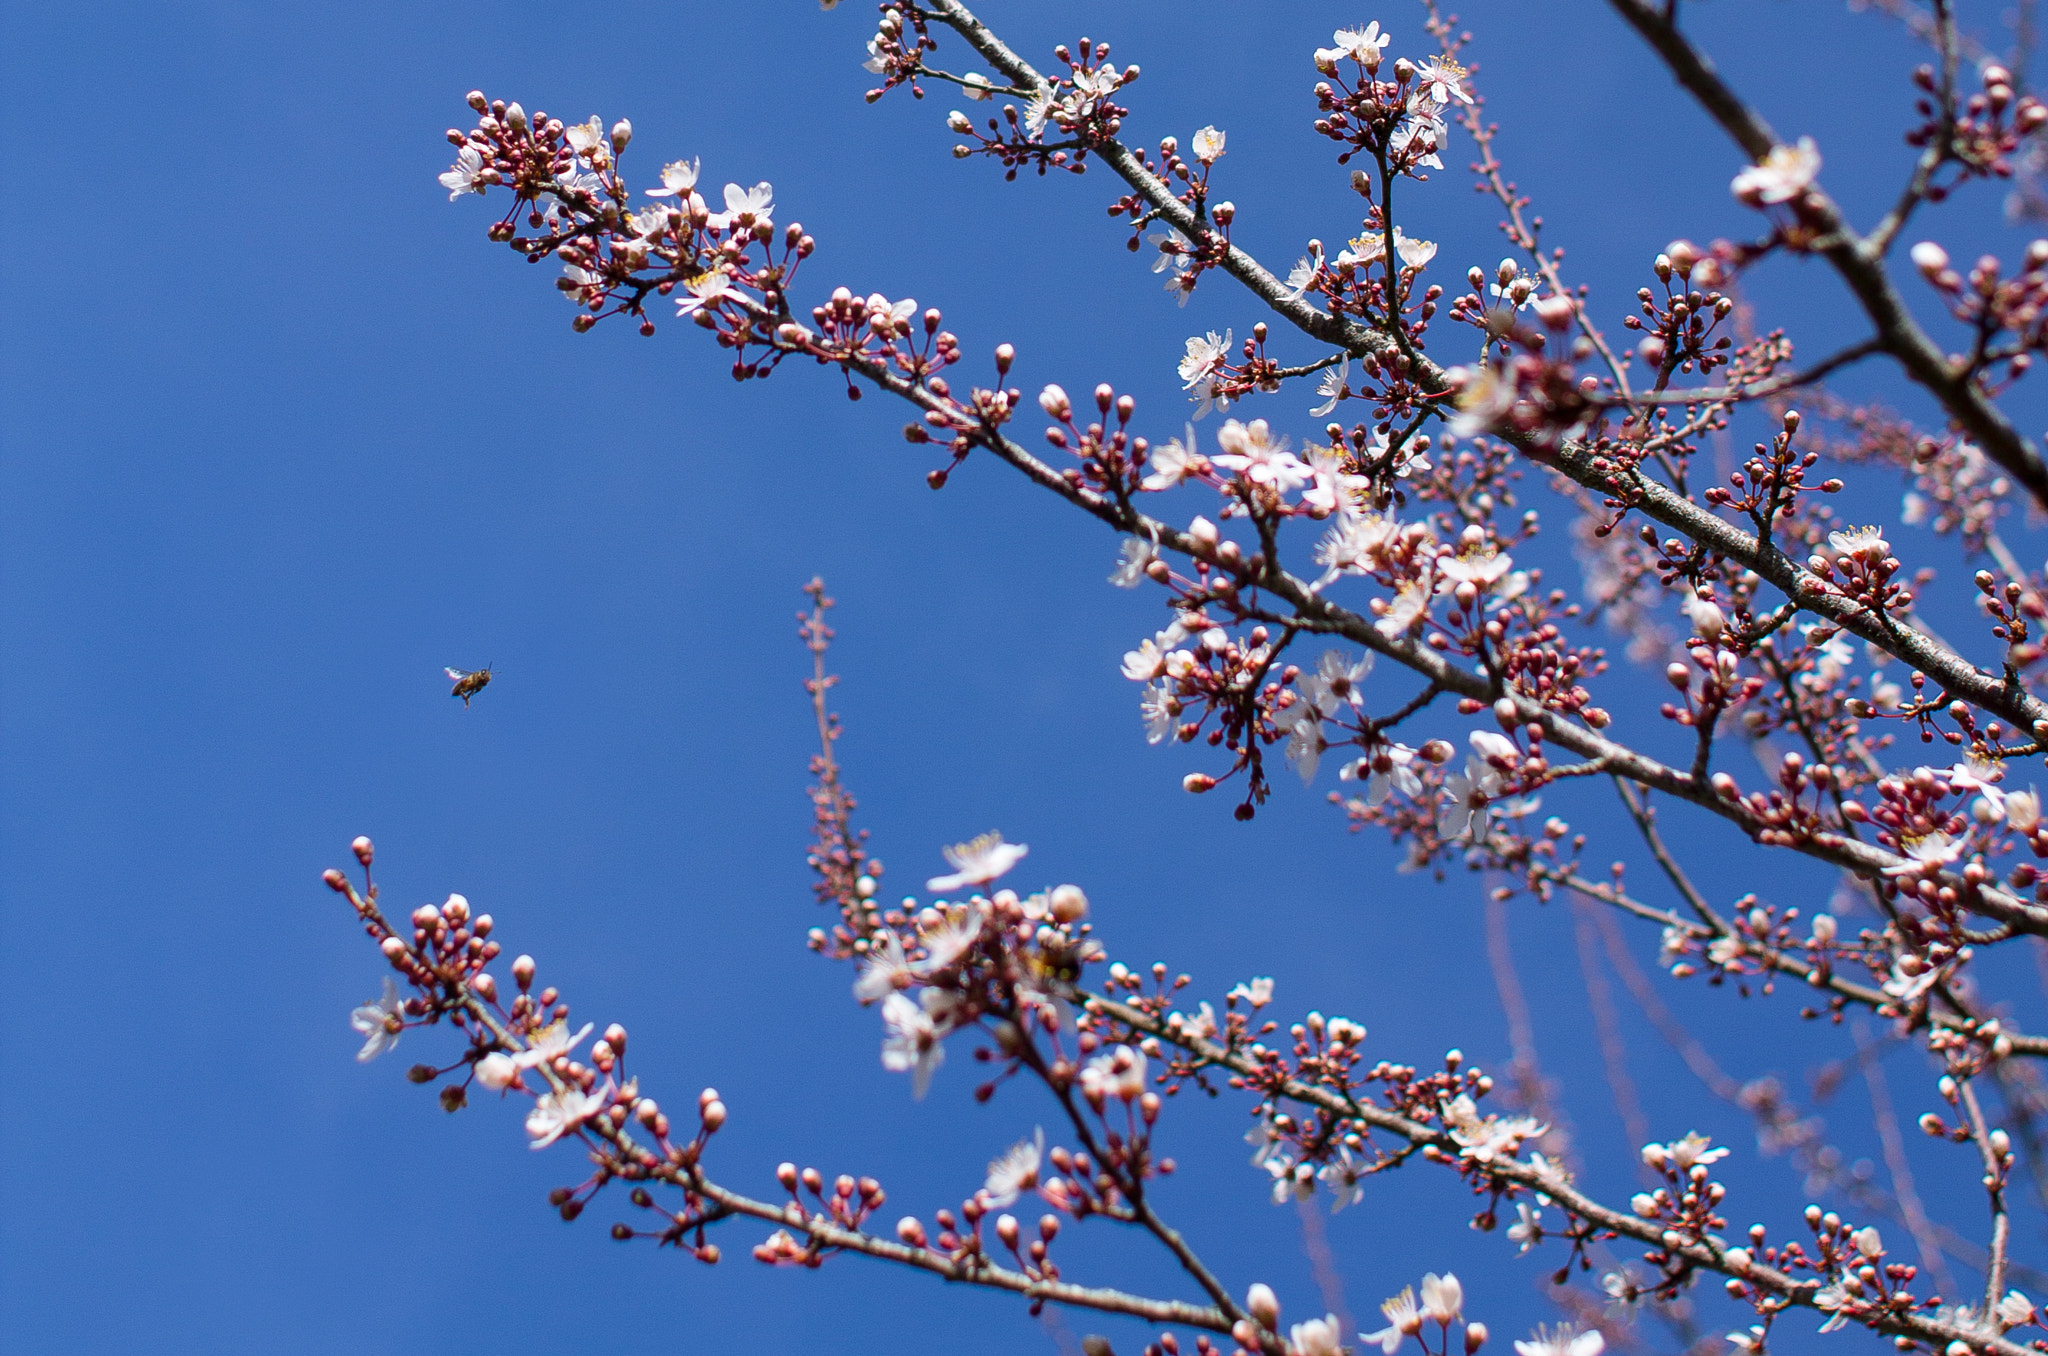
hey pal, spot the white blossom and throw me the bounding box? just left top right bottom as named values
left=526, top=1083, right=604, bottom=1149
left=1284, top=244, right=1325, bottom=301
left=708, top=180, right=774, bottom=231
left=1143, top=424, right=1206, bottom=490
left=1732, top=137, right=1821, bottom=204
left=853, top=932, right=914, bottom=1002
left=1229, top=976, right=1275, bottom=1008
left=1191, top=125, right=1227, bottom=164
left=1109, top=536, right=1156, bottom=587
left=880, top=991, right=945, bottom=1097
left=983, top=1128, right=1045, bottom=1206
left=646, top=157, right=701, bottom=199
left=927, top=832, right=1028, bottom=892
left=1140, top=681, right=1178, bottom=744
left=1514, top=1326, right=1605, bottom=1356
left=439, top=146, right=487, bottom=200
left=1361, top=1287, right=1423, bottom=1355
left=513, top=1018, right=595, bottom=1070
left=1316, top=22, right=1391, bottom=71
left=1310, top=358, right=1350, bottom=417
left=349, top=977, right=405, bottom=1062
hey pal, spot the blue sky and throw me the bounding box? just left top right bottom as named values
left=4, top=2, right=2043, bottom=1352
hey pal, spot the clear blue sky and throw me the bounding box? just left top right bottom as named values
left=3, top=2, right=2039, bottom=1352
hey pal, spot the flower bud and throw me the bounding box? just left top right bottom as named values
left=504, top=102, right=527, bottom=131
left=1039, top=384, right=1071, bottom=420
left=1466, top=1322, right=1488, bottom=1354
left=323, top=868, right=349, bottom=891
left=1049, top=884, right=1089, bottom=922
left=897, top=1216, right=928, bottom=1247
left=476, top=1052, right=518, bottom=1090
left=351, top=835, right=375, bottom=866
left=1183, top=773, right=1217, bottom=793
left=1911, top=240, right=1950, bottom=277
left=610, top=118, right=632, bottom=150
left=701, top=1099, right=727, bottom=1130
left=470, top=972, right=496, bottom=1002
left=1247, top=1282, right=1280, bottom=1329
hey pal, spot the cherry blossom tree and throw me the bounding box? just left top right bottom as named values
left=328, top=3, right=2048, bottom=1354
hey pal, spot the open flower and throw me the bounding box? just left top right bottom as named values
left=1191, top=125, right=1227, bottom=163
left=852, top=931, right=914, bottom=1002
left=526, top=1083, right=605, bottom=1149
left=1641, top=1131, right=1728, bottom=1171
left=1414, top=56, right=1473, bottom=105
left=983, top=1128, right=1045, bottom=1206
left=350, top=977, right=405, bottom=1062
left=1289, top=1315, right=1345, bottom=1356
left=1213, top=419, right=1312, bottom=492
left=1513, top=1326, right=1604, bottom=1356
left=1361, top=1287, right=1423, bottom=1354
left=439, top=146, right=487, bottom=200
left=1284, top=244, right=1325, bottom=300
left=646, top=157, right=701, bottom=201
left=1143, top=424, right=1206, bottom=490
left=674, top=268, right=738, bottom=319
left=927, top=832, right=1028, bottom=892
left=1316, top=22, right=1391, bottom=71
left=1310, top=358, right=1350, bottom=417
left=708, top=180, right=774, bottom=230
left=880, top=991, right=946, bottom=1097
left=1732, top=137, right=1821, bottom=204
left=1828, top=524, right=1889, bottom=562
left=916, top=905, right=985, bottom=974
left=513, top=1018, right=595, bottom=1070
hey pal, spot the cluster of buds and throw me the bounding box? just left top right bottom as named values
left=1910, top=237, right=2048, bottom=391
left=1905, top=61, right=2048, bottom=191
left=1622, top=242, right=1737, bottom=378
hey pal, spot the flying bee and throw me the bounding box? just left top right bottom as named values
left=445, top=664, right=494, bottom=707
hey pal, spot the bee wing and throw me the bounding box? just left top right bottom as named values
left=445, top=667, right=471, bottom=681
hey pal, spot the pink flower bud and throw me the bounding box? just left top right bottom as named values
left=1183, top=773, right=1217, bottom=793
left=323, top=868, right=348, bottom=891
left=476, top=1052, right=518, bottom=1090
left=701, top=1100, right=727, bottom=1131
left=351, top=836, right=375, bottom=866
left=897, top=1216, right=928, bottom=1247
left=1247, top=1282, right=1280, bottom=1329
left=701, top=1086, right=722, bottom=1109
left=1038, top=384, right=1071, bottom=419
left=380, top=936, right=408, bottom=960
left=512, top=954, right=536, bottom=989
left=471, top=972, right=496, bottom=1002
left=442, top=892, right=469, bottom=923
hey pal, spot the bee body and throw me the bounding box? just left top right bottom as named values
left=445, top=665, right=494, bottom=707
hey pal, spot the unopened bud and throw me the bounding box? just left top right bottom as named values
left=512, top=954, right=536, bottom=989
left=1247, top=1282, right=1280, bottom=1329
left=1910, top=240, right=1950, bottom=277
left=1183, top=773, right=1217, bottom=793
left=351, top=835, right=375, bottom=865
left=1466, top=1322, right=1489, bottom=1354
